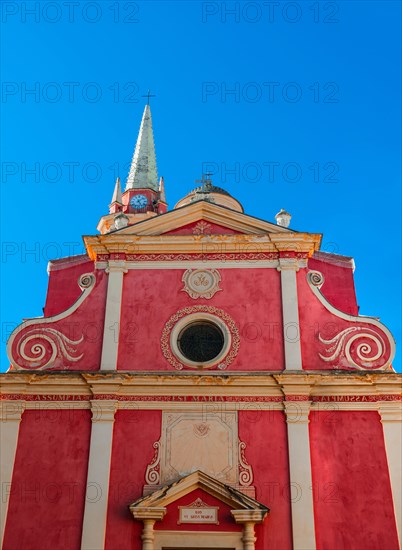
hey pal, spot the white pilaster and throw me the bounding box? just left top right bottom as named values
left=284, top=400, right=316, bottom=550
left=378, top=402, right=402, bottom=546
left=278, top=259, right=303, bottom=370
left=0, top=401, right=24, bottom=546
left=100, top=261, right=127, bottom=371
left=81, top=400, right=117, bottom=550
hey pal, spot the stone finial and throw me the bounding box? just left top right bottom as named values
left=275, top=208, right=291, bottom=228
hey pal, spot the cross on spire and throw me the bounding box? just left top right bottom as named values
left=195, top=173, right=213, bottom=192
left=142, top=89, right=156, bottom=105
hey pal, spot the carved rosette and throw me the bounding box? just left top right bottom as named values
left=181, top=269, right=222, bottom=299
left=161, top=306, right=240, bottom=370
left=7, top=272, right=96, bottom=370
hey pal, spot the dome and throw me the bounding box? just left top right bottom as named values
left=174, top=182, right=244, bottom=213
left=189, top=184, right=231, bottom=196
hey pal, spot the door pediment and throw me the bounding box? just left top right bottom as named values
left=129, top=472, right=268, bottom=550
left=129, top=469, right=268, bottom=517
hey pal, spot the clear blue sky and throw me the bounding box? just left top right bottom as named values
left=1, top=1, right=400, bottom=371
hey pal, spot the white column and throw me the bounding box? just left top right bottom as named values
left=100, top=261, right=127, bottom=371
left=231, top=510, right=267, bottom=550
left=278, top=258, right=303, bottom=370
left=129, top=509, right=166, bottom=550
left=0, top=401, right=24, bottom=546
left=81, top=400, right=117, bottom=550
left=378, top=402, right=402, bottom=546
left=284, top=401, right=316, bottom=550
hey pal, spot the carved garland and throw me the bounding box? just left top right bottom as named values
left=161, top=306, right=240, bottom=370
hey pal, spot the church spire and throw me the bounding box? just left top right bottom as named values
left=125, top=104, right=158, bottom=191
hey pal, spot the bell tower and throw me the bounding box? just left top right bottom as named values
left=98, top=103, right=167, bottom=234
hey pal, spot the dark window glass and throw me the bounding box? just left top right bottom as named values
left=178, top=321, right=224, bottom=362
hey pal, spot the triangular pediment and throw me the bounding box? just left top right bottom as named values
left=114, top=200, right=294, bottom=237
left=129, top=470, right=269, bottom=513
left=84, top=201, right=322, bottom=259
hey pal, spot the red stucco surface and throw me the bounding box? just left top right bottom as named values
left=118, top=268, right=285, bottom=371
left=3, top=410, right=91, bottom=550
left=239, top=410, right=293, bottom=550
left=309, top=410, right=399, bottom=550
left=308, top=256, right=358, bottom=315
left=44, top=259, right=94, bottom=316
left=105, top=410, right=162, bottom=550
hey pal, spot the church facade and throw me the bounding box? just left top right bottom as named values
left=1, top=105, right=401, bottom=550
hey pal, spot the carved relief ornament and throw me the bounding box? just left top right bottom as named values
left=181, top=269, right=222, bottom=299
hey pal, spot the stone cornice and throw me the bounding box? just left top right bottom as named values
left=1, top=372, right=400, bottom=403
left=83, top=232, right=321, bottom=262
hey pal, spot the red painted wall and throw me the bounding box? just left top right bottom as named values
left=44, top=259, right=94, bottom=316
left=3, top=409, right=91, bottom=550
left=155, top=487, right=242, bottom=532
left=105, top=410, right=162, bottom=550
left=308, top=256, right=358, bottom=315
left=118, top=268, right=284, bottom=371
left=239, top=410, right=293, bottom=550
left=310, top=410, right=399, bottom=550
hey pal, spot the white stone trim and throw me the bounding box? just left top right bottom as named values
left=0, top=401, right=24, bottom=547
left=378, top=402, right=402, bottom=546
left=278, top=259, right=303, bottom=370
left=100, top=261, right=127, bottom=371
left=283, top=400, right=316, bottom=550
left=307, top=270, right=396, bottom=368
left=7, top=273, right=96, bottom=370
left=96, top=260, right=281, bottom=270
left=170, top=312, right=232, bottom=369
left=154, top=530, right=243, bottom=550
left=81, top=400, right=117, bottom=550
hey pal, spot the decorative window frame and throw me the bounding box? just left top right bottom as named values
left=170, top=313, right=231, bottom=369
left=161, top=306, right=240, bottom=370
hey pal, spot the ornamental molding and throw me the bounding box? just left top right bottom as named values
left=161, top=306, right=240, bottom=370
left=7, top=273, right=96, bottom=371
left=143, top=413, right=256, bottom=498
left=2, top=371, right=401, bottom=388
left=307, top=270, right=396, bottom=371
left=2, top=393, right=401, bottom=404
left=83, top=223, right=321, bottom=261
left=238, top=440, right=254, bottom=487
left=181, top=269, right=222, bottom=299
left=192, top=221, right=212, bottom=235
left=145, top=440, right=161, bottom=486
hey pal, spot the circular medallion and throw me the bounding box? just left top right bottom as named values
left=181, top=269, right=222, bottom=299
